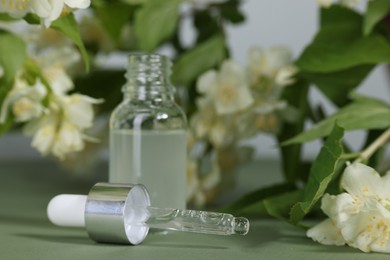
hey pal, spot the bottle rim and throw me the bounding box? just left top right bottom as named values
left=123, top=53, right=175, bottom=96
left=127, top=53, right=172, bottom=70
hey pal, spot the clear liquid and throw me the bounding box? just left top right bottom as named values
left=109, top=129, right=187, bottom=209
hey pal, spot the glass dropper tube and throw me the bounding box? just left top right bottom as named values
left=127, top=206, right=250, bottom=236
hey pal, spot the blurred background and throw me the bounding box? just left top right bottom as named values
left=0, top=0, right=388, bottom=162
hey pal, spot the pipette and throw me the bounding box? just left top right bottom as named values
left=47, top=183, right=250, bottom=245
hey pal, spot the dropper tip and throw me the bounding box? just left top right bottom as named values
left=233, top=217, right=250, bottom=235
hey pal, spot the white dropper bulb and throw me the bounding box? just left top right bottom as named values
left=47, top=183, right=152, bottom=245
left=47, top=195, right=87, bottom=227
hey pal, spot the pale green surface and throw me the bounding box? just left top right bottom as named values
left=0, top=161, right=387, bottom=259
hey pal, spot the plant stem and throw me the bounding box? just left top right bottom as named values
left=354, top=128, right=390, bottom=163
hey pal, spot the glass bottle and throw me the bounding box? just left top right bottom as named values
left=109, top=53, right=187, bottom=209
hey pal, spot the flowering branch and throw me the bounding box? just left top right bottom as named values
left=355, top=128, right=390, bottom=164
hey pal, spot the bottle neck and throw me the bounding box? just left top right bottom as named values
left=123, top=54, right=175, bottom=102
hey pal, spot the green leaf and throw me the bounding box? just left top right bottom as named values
left=193, top=11, right=221, bottom=44
left=319, top=4, right=361, bottom=27
left=284, top=96, right=390, bottom=145
left=349, top=91, right=387, bottom=103
left=301, top=65, right=374, bottom=107
left=74, top=69, right=125, bottom=114
left=290, top=124, right=344, bottom=224
left=93, top=1, right=135, bottom=44
left=23, top=13, right=40, bottom=24
left=134, top=0, right=181, bottom=52
left=0, top=31, right=24, bottom=134
left=121, top=0, right=146, bottom=4
left=296, top=6, right=390, bottom=73
left=0, top=30, right=27, bottom=84
left=237, top=190, right=304, bottom=219
left=172, top=35, right=226, bottom=86
left=363, top=0, right=390, bottom=36
left=219, top=0, right=245, bottom=24
left=0, top=13, right=17, bottom=21
left=51, top=14, right=90, bottom=72
left=0, top=113, right=14, bottom=135
left=22, top=60, right=52, bottom=106
left=298, top=34, right=390, bottom=73
left=262, top=190, right=304, bottom=220
left=221, top=183, right=296, bottom=214
left=277, top=79, right=309, bottom=183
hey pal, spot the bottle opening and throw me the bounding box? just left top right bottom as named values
left=126, top=53, right=172, bottom=78
left=123, top=53, right=174, bottom=97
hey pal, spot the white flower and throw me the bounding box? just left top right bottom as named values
left=275, top=65, right=299, bottom=86
left=0, top=0, right=90, bottom=27
left=316, top=0, right=334, bottom=7
left=307, top=218, right=347, bottom=245
left=28, top=112, right=85, bottom=159
left=32, top=0, right=91, bottom=27
left=0, top=41, right=101, bottom=160
left=316, top=0, right=361, bottom=8
left=35, top=46, right=80, bottom=95
left=248, top=46, right=293, bottom=80
left=30, top=114, right=57, bottom=155
left=0, top=0, right=31, bottom=18
left=190, top=98, right=235, bottom=148
left=197, top=60, right=254, bottom=115
left=25, top=93, right=102, bottom=160
left=191, top=108, right=216, bottom=140
left=44, top=65, right=74, bottom=95
left=254, top=101, right=286, bottom=133
left=37, top=46, right=80, bottom=70
left=61, top=94, right=101, bottom=129
left=51, top=121, right=84, bottom=158
left=186, top=157, right=221, bottom=208
left=0, top=78, right=47, bottom=123
left=247, top=45, right=296, bottom=102
left=307, top=163, right=390, bottom=253
left=20, top=44, right=102, bottom=159
left=209, top=119, right=233, bottom=148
